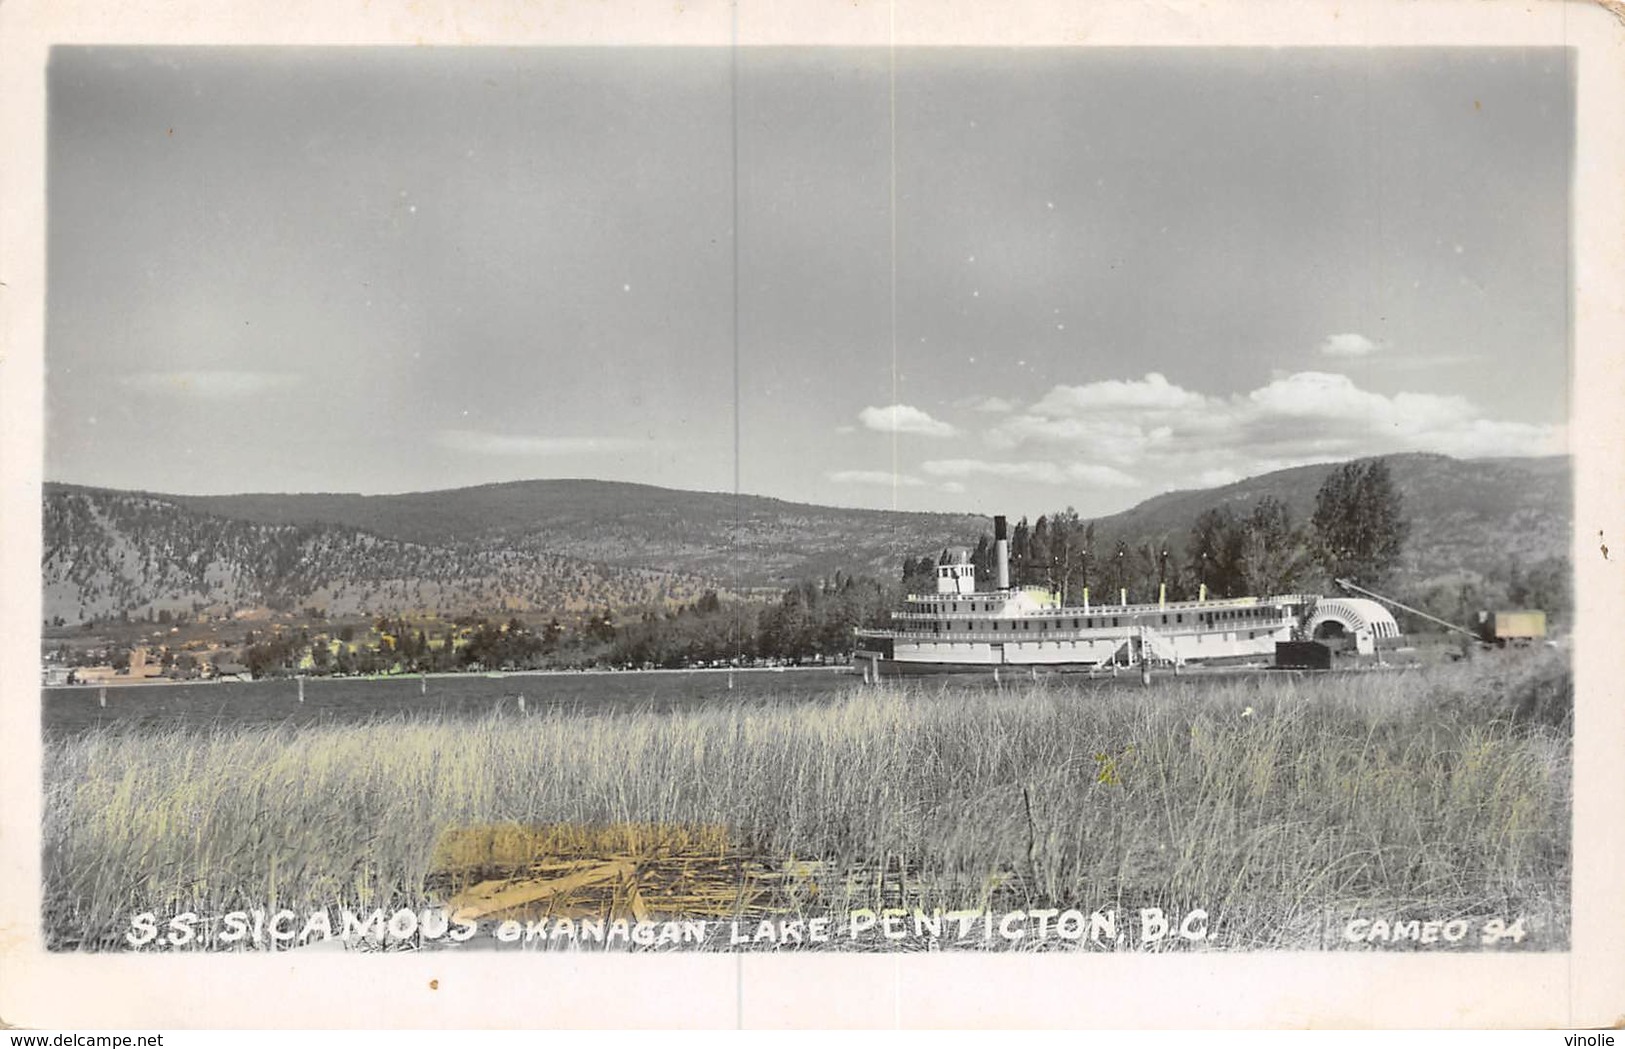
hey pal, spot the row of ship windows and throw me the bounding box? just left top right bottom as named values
left=922, top=631, right=1265, bottom=644
left=921, top=603, right=1272, bottom=622
left=927, top=609, right=1275, bottom=632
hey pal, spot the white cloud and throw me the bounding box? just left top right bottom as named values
left=1318, top=332, right=1381, bottom=358
left=1390, top=417, right=1567, bottom=459
left=922, top=458, right=1138, bottom=488
left=940, top=481, right=967, bottom=494
left=436, top=429, right=646, bottom=456
left=954, top=395, right=1017, bottom=414
left=827, top=469, right=926, bottom=487
left=119, top=370, right=300, bottom=398
left=1030, top=372, right=1207, bottom=414
left=857, top=404, right=957, bottom=437
left=925, top=459, right=1067, bottom=484
left=983, top=370, right=1564, bottom=488
left=1245, top=371, right=1473, bottom=427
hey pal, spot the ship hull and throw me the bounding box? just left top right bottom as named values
left=855, top=594, right=1309, bottom=677
left=853, top=626, right=1298, bottom=663
left=856, top=657, right=1142, bottom=677
left=856, top=528, right=1336, bottom=678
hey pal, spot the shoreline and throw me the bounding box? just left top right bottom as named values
left=40, top=662, right=855, bottom=691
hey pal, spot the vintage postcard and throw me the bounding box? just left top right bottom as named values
left=1, top=0, right=1622, bottom=1031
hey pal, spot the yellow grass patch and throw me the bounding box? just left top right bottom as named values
left=429, top=822, right=830, bottom=923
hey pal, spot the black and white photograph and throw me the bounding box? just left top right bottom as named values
left=3, top=0, right=1623, bottom=1032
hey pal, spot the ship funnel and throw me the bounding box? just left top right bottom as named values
left=994, top=515, right=1010, bottom=591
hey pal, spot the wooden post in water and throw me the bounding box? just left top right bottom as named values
left=99, top=686, right=107, bottom=708
left=298, top=676, right=305, bottom=703
left=421, top=673, right=427, bottom=695
left=727, top=671, right=734, bottom=690
left=517, top=694, right=526, bottom=714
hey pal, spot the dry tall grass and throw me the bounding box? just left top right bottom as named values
left=43, top=647, right=1571, bottom=951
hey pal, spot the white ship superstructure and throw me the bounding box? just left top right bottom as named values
left=853, top=516, right=1392, bottom=676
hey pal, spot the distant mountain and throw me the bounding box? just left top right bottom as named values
left=157, top=480, right=988, bottom=586
left=41, top=481, right=988, bottom=623
left=1084, top=453, right=1571, bottom=587
left=41, top=454, right=1570, bottom=624
left=41, top=485, right=721, bottom=624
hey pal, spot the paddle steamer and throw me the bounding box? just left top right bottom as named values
left=853, top=516, right=1396, bottom=677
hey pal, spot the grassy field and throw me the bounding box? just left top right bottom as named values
left=42, top=647, right=1572, bottom=951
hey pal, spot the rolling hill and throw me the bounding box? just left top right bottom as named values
left=156, top=480, right=990, bottom=587
left=41, top=454, right=1570, bottom=624
left=1085, top=453, right=1571, bottom=584
left=41, top=485, right=723, bottom=624
left=41, top=482, right=988, bottom=624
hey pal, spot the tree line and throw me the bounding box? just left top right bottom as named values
left=904, top=460, right=1407, bottom=605
left=69, top=458, right=1569, bottom=679
left=213, top=574, right=901, bottom=678
left=905, top=458, right=1565, bottom=634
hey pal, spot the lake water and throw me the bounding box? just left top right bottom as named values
left=40, top=667, right=885, bottom=737
left=41, top=663, right=1297, bottom=738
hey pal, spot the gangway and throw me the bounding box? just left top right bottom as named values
left=1332, top=578, right=1479, bottom=640
left=1138, top=624, right=1184, bottom=667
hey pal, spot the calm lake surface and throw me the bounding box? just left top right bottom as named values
left=41, top=667, right=997, bottom=738
left=41, top=664, right=1293, bottom=738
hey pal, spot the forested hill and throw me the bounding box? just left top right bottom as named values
left=42, top=481, right=988, bottom=623
left=41, top=486, right=722, bottom=625
left=42, top=454, right=1569, bottom=624
left=1086, top=453, right=1571, bottom=581
left=153, top=480, right=988, bottom=586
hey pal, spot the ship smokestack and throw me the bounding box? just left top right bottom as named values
left=994, top=515, right=1010, bottom=591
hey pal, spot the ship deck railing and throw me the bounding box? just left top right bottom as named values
left=896, top=593, right=1316, bottom=616
left=856, top=625, right=1290, bottom=645
left=885, top=607, right=1294, bottom=623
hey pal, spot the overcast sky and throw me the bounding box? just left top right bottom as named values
left=46, top=47, right=1572, bottom=518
